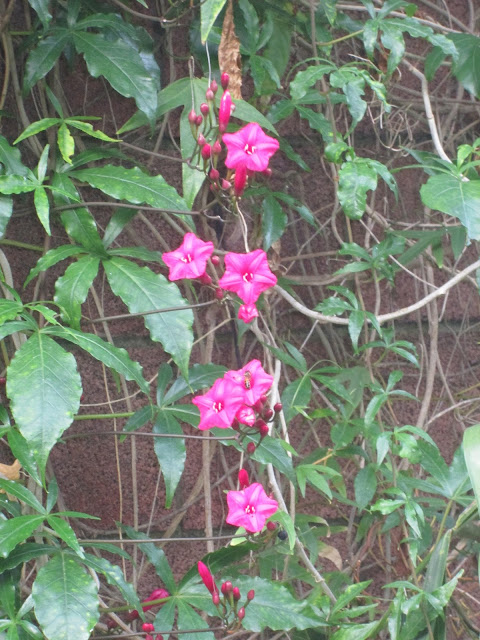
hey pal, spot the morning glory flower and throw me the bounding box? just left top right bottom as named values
left=192, top=377, right=245, bottom=430
left=226, top=482, right=278, bottom=533
left=218, top=249, right=277, bottom=305
left=225, top=359, right=273, bottom=406
left=162, top=233, right=214, bottom=281
left=223, top=122, right=279, bottom=172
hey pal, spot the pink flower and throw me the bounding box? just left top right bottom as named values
left=223, top=123, right=279, bottom=172
left=218, top=250, right=277, bottom=305
left=225, top=359, right=273, bottom=406
left=219, top=90, right=232, bottom=133
left=162, top=233, right=214, bottom=281
left=235, top=405, right=256, bottom=426
left=226, top=483, right=278, bottom=533
left=198, top=561, right=218, bottom=594
left=192, top=377, right=245, bottom=430
left=238, top=303, right=258, bottom=323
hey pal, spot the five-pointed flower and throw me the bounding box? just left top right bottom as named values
left=223, top=123, right=279, bottom=172
left=162, top=233, right=214, bottom=281
left=225, top=359, right=273, bottom=406
left=226, top=482, right=278, bottom=533
left=218, top=250, right=277, bottom=305
left=192, top=377, right=245, bottom=430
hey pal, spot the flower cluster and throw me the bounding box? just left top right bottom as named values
left=192, top=359, right=273, bottom=433
left=197, top=561, right=256, bottom=629
left=188, top=72, right=279, bottom=197
left=161, top=233, right=277, bottom=323
left=226, top=469, right=278, bottom=533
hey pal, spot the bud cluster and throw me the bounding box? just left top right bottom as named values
left=233, top=398, right=283, bottom=455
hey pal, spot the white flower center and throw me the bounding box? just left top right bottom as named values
left=242, top=272, right=253, bottom=282
left=180, top=253, right=193, bottom=263
left=212, top=401, right=223, bottom=413
left=244, top=143, right=256, bottom=155
left=245, top=504, right=256, bottom=514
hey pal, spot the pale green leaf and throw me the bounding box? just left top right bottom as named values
left=53, top=256, right=100, bottom=328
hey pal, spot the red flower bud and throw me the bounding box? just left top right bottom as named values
left=234, top=164, right=247, bottom=197
left=126, top=610, right=139, bottom=621
left=197, top=134, right=206, bottom=147
left=233, top=587, right=241, bottom=601
left=199, top=273, right=212, bottom=285
left=255, top=418, right=266, bottom=429
left=274, top=402, right=283, bottom=413
left=231, top=418, right=240, bottom=431
left=209, top=168, right=220, bottom=181
left=247, top=442, right=256, bottom=454
left=219, top=90, right=232, bottom=133
left=195, top=115, right=203, bottom=127
left=253, top=399, right=264, bottom=413
left=260, top=395, right=268, bottom=404
left=247, top=589, right=255, bottom=601
left=146, top=635, right=153, bottom=640
left=155, top=635, right=164, bottom=640
left=211, top=255, right=220, bottom=266
left=200, top=102, right=210, bottom=116
left=221, top=581, right=233, bottom=595
left=212, top=592, right=221, bottom=606
left=221, top=72, right=229, bottom=90
left=206, top=88, right=215, bottom=101
left=142, top=623, right=155, bottom=633
left=215, top=288, right=224, bottom=300
left=221, top=179, right=232, bottom=190
left=107, top=620, right=118, bottom=630
left=262, top=167, right=272, bottom=178
left=143, top=588, right=169, bottom=610
left=198, top=561, right=218, bottom=595
left=201, top=144, right=212, bottom=160
left=188, top=109, right=197, bottom=124
left=263, top=408, right=274, bottom=421
left=266, top=521, right=277, bottom=531
left=212, top=140, right=222, bottom=155
left=237, top=607, right=245, bottom=620
left=238, top=468, right=249, bottom=489
left=210, top=79, right=218, bottom=94
left=259, top=423, right=269, bottom=438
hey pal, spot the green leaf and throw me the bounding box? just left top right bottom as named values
left=0, top=197, right=13, bottom=237
left=201, top=0, right=227, bottom=43
left=163, top=364, right=227, bottom=405
left=104, top=257, right=193, bottom=378
left=73, top=31, right=159, bottom=124
left=290, top=64, right=336, bottom=102
left=420, top=174, right=480, bottom=241
left=81, top=554, right=142, bottom=612
left=0, top=299, right=23, bottom=325
left=54, top=256, right=100, bottom=328
left=102, top=208, right=137, bottom=247
left=281, top=375, right=312, bottom=423
left=180, top=85, right=207, bottom=209
left=34, top=186, right=50, bottom=235
left=354, top=464, right=377, bottom=510
left=66, top=119, right=120, bottom=143
left=7, top=429, right=41, bottom=486
left=331, top=621, right=379, bottom=640
left=262, top=195, right=287, bottom=250
left=0, top=515, right=45, bottom=558
left=71, top=165, right=188, bottom=211
left=108, top=247, right=164, bottom=263
left=0, top=174, right=38, bottom=194
left=121, top=525, right=176, bottom=593
left=24, top=245, right=85, bottom=287
left=0, top=136, right=29, bottom=175
left=449, top=34, right=480, bottom=98
left=156, top=363, right=173, bottom=405
left=177, top=600, right=213, bottom=640
left=14, top=119, right=61, bottom=145
left=296, top=106, right=333, bottom=141
left=252, top=436, right=295, bottom=484
left=47, top=516, right=84, bottom=556
left=6, top=333, right=82, bottom=474
left=0, top=543, right=57, bottom=573
left=348, top=309, right=364, bottom=351
left=338, top=160, right=378, bottom=219
left=32, top=553, right=99, bottom=640
left=57, top=124, right=75, bottom=164
left=0, top=480, right=45, bottom=514
left=463, top=424, right=480, bottom=509
left=43, top=325, right=149, bottom=394
left=24, top=30, right=72, bottom=92
left=28, top=0, right=52, bottom=27
left=153, top=410, right=186, bottom=509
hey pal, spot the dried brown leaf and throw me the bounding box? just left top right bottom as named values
left=218, top=0, right=242, bottom=100
left=0, top=459, right=21, bottom=492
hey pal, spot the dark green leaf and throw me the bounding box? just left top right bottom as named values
left=296, top=106, right=333, bottom=142
left=338, top=160, right=377, bottom=219
left=354, top=464, right=377, bottom=510
left=104, top=258, right=193, bottom=378
left=0, top=197, right=13, bottom=237
left=0, top=136, right=29, bottom=175
left=0, top=516, right=45, bottom=558
left=107, top=247, right=164, bottom=263
left=121, top=525, right=176, bottom=593
left=24, top=30, right=72, bottom=92
left=73, top=32, right=159, bottom=124
left=0, top=543, right=57, bottom=573
left=54, top=256, right=100, bottom=328
left=348, top=309, right=364, bottom=351
left=7, top=429, right=41, bottom=486
left=281, top=376, right=311, bottom=422
left=47, top=516, right=83, bottom=556
left=156, top=363, right=173, bottom=406
left=201, top=0, right=227, bottom=43
left=330, top=621, right=379, bottom=640
left=81, top=554, right=142, bottom=611
left=43, top=325, right=149, bottom=394
left=14, top=119, right=61, bottom=144
left=262, top=196, right=287, bottom=250
left=0, top=480, right=45, bottom=514
left=122, top=405, right=157, bottom=437
left=290, top=64, right=335, bottom=102
left=449, top=34, right=480, bottom=98
left=0, top=299, right=23, bottom=325
left=252, top=436, right=295, bottom=484
left=32, top=553, right=99, bottom=640
left=34, top=186, right=50, bottom=235
left=163, top=364, right=226, bottom=405
left=25, top=245, right=85, bottom=287
left=102, top=208, right=137, bottom=248
left=27, top=0, right=52, bottom=27
left=6, top=333, right=82, bottom=474
left=153, top=410, right=186, bottom=508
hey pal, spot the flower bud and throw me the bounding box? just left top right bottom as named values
left=273, top=402, right=283, bottom=413
left=221, top=581, right=233, bottom=595
left=198, top=561, right=218, bottom=595
left=188, top=109, right=197, bottom=124
left=200, top=102, right=209, bottom=116
left=221, top=72, right=229, bottom=90
left=155, top=635, right=164, bottom=640
left=237, top=607, right=245, bottom=620
left=201, top=144, right=212, bottom=160
left=210, top=79, right=218, bottom=94
left=221, top=179, right=232, bottom=190
left=215, top=288, right=224, bottom=300
left=266, top=521, right=277, bottom=531
left=212, top=140, right=222, bottom=155
left=238, top=468, right=249, bottom=489
left=212, top=592, right=221, bottom=606
left=234, top=164, right=247, bottom=197
left=231, top=418, right=240, bottom=431
left=195, top=115, right=203, bottom=127
left=262, top=167, right=272, bottom=178
left=259, top=395, right=268, bottom=404
left=233, top=587, right=241, bottom=601
left=209, top=168, right=220, bottom=181
left=146, top=635, right=153, bottom=640
left=263, top=408, right=274, bottom=421
left=206, top=88, right=215, bottom=101
left=107, top=620, right=118, bottom=630
left=126, top=609, right=139, bottom=621
left=197, top=133, right=206, bottom=147
left=259, top=423, right=269, bottom=438
left=246, top=442, right=256, bottom=454
left=253, top=399, right=264, bottom=413
left=211, top=255, right=220, bottom=266
left=199, top=273, right=212, bottom=285
left=219, top=90, right=232, bottom=133
left=247, top=589, right=255, bottom=601
left=255, top=418, right=266, bottom=429
left=142, top=623, right=155, bottom=633
left=236, top=406, right=256, bottom=427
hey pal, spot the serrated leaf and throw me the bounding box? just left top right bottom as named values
left=6, top=333, right=82, bottom=475
left=73, top=31, right=158, bottom=124
left=25, top=245, right=86, bottom=287
left=290, top=64, right=335, bottom=102
left=24, top=30, right=72, bottom=92
left=43, top=325, right=149, bottom=394
left=0, top=515, right=45, bottom=558
left=153, top=410, right=186, bottom=509
left=104, top=257, right=193, bottom=378
left=71, top=165, right=188, bottom=211
left=53, top=256, right=99, bottom=328
left=81, top=554, right=142, bottom=611
left=420, top=174, right=480, bottom=241
left=262, top=195, right=287, bottom=250
left=32, top=553, right=99, bottom=640
left=338, top=160, right=378, bottom=219
left=201, top=0, right=227, bottom=43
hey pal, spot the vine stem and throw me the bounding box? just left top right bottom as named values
left=275, top=257, right=480, bottom=325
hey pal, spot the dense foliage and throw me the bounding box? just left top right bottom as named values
left=1, top=0, right=480, bottom=639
